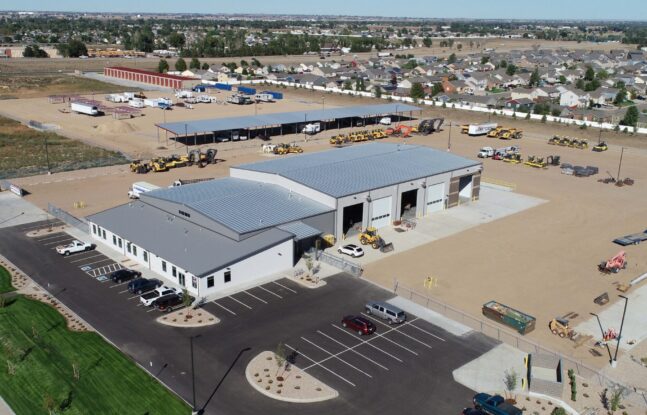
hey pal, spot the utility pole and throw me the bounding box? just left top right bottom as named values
left=447, top=122, right=452, bottom=152
left=590, top=312, right=613, bottom=364
left=616, top=147, right=625, bottom=182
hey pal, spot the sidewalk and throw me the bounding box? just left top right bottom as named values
left=0, top=396, right=15, bottom=415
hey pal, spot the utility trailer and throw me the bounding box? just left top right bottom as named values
left=71, top=102, right=100, bottom=116
left=482, top=300, right=536, bottom=335
left=613, top=229, right=647, bottom=246
left=467, top=123, right=498, bottom=136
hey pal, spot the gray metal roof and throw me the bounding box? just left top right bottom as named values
left=143, top=177, right=333, bottom=234
left=277, top=221, right=322, bottom=240
left=233, top=143, right=482, bottom=197
left=87, top=201, right=293, bottom=278
left=156, top=103, right=421, bottom=135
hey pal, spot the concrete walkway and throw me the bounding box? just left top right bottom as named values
left=387, top=296, right=473, bottom=337
left=0, top=397, right=15, bottom=415
left=0, top=192, right=53, bottom=229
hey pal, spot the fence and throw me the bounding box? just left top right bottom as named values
left=393, top=280, right=647, bottom=408
left=318, top=251, right=363, bottom=277
left=47, top=203, right=89, bottom=234
left=242, top=79, right=647, bottom=136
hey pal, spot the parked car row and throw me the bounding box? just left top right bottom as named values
left=108, top=268, right=191, bottom=313
left=341, top=301, right=408, bottom=336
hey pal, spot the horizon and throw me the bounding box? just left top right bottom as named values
left=1, top=0, right=647, bottom=21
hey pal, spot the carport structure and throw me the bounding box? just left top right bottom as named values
left=154, top=103, right=422, bottom=147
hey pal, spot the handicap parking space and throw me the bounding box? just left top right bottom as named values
left=281, top=314, right=448, bottom=391
left=208, top=279, right=300, bottom=318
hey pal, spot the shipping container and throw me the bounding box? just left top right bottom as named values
left=263, top=91, right=283, bottom=100
left=215, top=83, right=233, bottom=91
left=482, top=300, right=536, bottom=335
left=237, top=86, right=257, bottom=95
left=193, top=85, right=207, bottom=92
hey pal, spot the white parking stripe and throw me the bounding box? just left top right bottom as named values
left=317, top=330, right=389, bottom=370
left=35, top=233, right=67, bottom=242
left=361, top=313, right=433, bottom=349
left=118, top=289, right=129, bottom=294
left=301, top=337, right=372, bottom=378
left=242, top=290, right=268, bottom=304
left=20, top=222, right=62, bottom=231
left=406, top=322, right=446, bottom=342
left=109, top=281, right=130, bottom=288
left=272, top=280, right=297, bottom=294
left=146, top=308, right=156, bottom=313
left=78, top=258, right=114, bottom=268
left=69, top=253, right=104, bottom=263
left=372, top=331, right=418, bottom=356
left=330, top=324, right=403, bottom=362
left=129, top=296, right=141, bottom=301
left=284, top=343, right=356, bottom=387
left=212, top=301, right=236, bottom=315
left=43, top=238, right=74, bottom=246
left=228, top=295, right=252, bottom=310
left=258, top=285, right=282, bottom=299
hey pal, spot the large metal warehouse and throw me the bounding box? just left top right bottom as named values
left=87, top=143, right=481, bottom=299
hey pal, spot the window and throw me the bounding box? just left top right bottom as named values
left=162, top=261, right=167, bottom=272
left=92, top=224, right=97, bottom=234
left=192, top=276, right=197, bottom=289
left=143, top=251, right=148, bottom=262
left=178, top=273, right=185, bottom=286
left=224, top=270, right=231, bottom=283
left=112, top=235, right=117, bottom=245
left=126, top=242, right=131, bottom=254
left=102, top=229, right=106, bottom=239
left=178, top=210, right=191, bottom=218
left=118, top=238, right=122, bottom=248
left=172, top=266, right=177, bottom=277
left=207, top=276, right=214, bottom=288
left=132, top=245, right=137, bottom=256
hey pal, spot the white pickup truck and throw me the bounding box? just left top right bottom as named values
left=140, top=285, right=182, bottom=306
left=56, top=240, right=95, bottom=256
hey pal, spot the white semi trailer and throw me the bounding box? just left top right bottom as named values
left=71, top=102, right=100, bottom=116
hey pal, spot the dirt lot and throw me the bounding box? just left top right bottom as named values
left=0, top=38, right=634, bottom=75
left=4, top=87, right=647, bottom=376
left=0, top=74, right=123, bottom=99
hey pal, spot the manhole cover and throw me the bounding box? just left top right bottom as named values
left=96, top=275, right=108, bottom=282
left=80, top=266, right=92, bottom=271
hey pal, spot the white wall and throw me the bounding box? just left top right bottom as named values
left=88, top=220, right=293, bottom=299
left=198, top=239, right=293, bottom=298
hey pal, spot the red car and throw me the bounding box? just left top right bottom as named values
left=341, top=315, right=376, bottom=335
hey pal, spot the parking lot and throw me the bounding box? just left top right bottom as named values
left=1, top=220, right=497, bottom=415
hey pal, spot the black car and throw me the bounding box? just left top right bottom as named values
left=127, top=278, right=161, bottom=294
left=462, top=409, right=488, bottom=415
left=152, top=293, right=184, bottom=313
left=110, top=268, right=142, bottom=283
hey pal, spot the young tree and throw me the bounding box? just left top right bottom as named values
left=182, top=288, right=193, bottom=317
left=596, top=69, right=609, bottom=80
left=343, top=80, right=352, bottom=90
left=559, top=75, right=567, bottom=84
left=499, top=59, right=508, bottom=68
left=447, top=53, right=457, bottom=64
left=175, top=57, right=187, bottom=72
left=431, top=83, right=444, bottom=96
left=251, top=57, right=262, bottom=67
left=274, top=342, right=287, bottom=377
left=550, top=408, right=567, bottom=415
left=576, top=78, right=585, bottom=90
left=481, top=56, right=490, bottom=65
left=503, top=369, right=518, bottom=401
left=201, top=62, right=210, bottom=70
left=167, top=32, right=186, bottom=49
left=410, top=82, right=425, bottom=99
left=157, top=58, right=169, bottom=73
left=189, top=57, right=201, bottom=69
left=422, top=37, right=432, bottom=47
left=609, top=388, right=623, bottom=413
left=621, top=106, right=639, bottom=126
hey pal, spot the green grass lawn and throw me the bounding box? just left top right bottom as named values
left=0, top=266, right=15, bottom=293
left=0, top=116, right=128, bottom=179
left=0, top=267, right=189, bottom=414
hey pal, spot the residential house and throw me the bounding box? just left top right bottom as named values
left=558, top=87, right=590, bottom=108
left=506, top=98, right=535, bottom=112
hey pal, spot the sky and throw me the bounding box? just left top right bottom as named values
left=1, top=0, right=646, bottom=21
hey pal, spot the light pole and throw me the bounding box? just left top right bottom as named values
left=190, top=334, right=202, bottom=414
left=616, top=147, right=625, bottom=182
left=612, top=295, right=629, bottom=367
left=590, top=312, right=613, bottom=364
left=44, top=135, right=51, bottom=174
left=447, top=122, right=452, bottom=152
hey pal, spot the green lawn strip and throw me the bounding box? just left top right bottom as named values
left=0, top=266, right=15, bottom=293
left=0, top=115, right=128, bottom=180
left=0, top=295, right=189, bottom=414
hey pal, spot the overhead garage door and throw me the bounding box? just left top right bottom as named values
left=426, top=183, right=445, bottom=213
left=370, top=196, right=392, bottom=229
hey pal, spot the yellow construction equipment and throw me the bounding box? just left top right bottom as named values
left=148, top=158, right=168, bottom=172
left=329, top=134, right=348, bottom=145
left=273, top=143, right=289, bottom=155
left=524, top=155, right=547, bottom=168
left=130, top=160, right=149, bottom=174
left=287, top=143, right=304, bottom=154
left=500, top=128, right=522, bottom=140
left=487, top=126, right=504, bottom=138
left=164, top=154, right=189, bottom=169
left=460, top=124, right=469, bottom=134
left=549, top=318, right=576, bottom=339
left=502, top=153, right=523, bottom=164
left=358, top=227, right=393, bottom=251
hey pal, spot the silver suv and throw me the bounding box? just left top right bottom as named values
left=365, top=301, right=406, bottom=324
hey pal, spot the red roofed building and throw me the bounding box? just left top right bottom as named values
left=104, top=67, right=199, bottom=89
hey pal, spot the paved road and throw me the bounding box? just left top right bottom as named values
left=0, top=220, right=497, bottom=415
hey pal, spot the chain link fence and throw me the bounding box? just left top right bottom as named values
left=318, top=251, right=363, bottom=277
left=394, top=281, right=647, bottom=408
left=47, top=203, right=89, bottom=234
